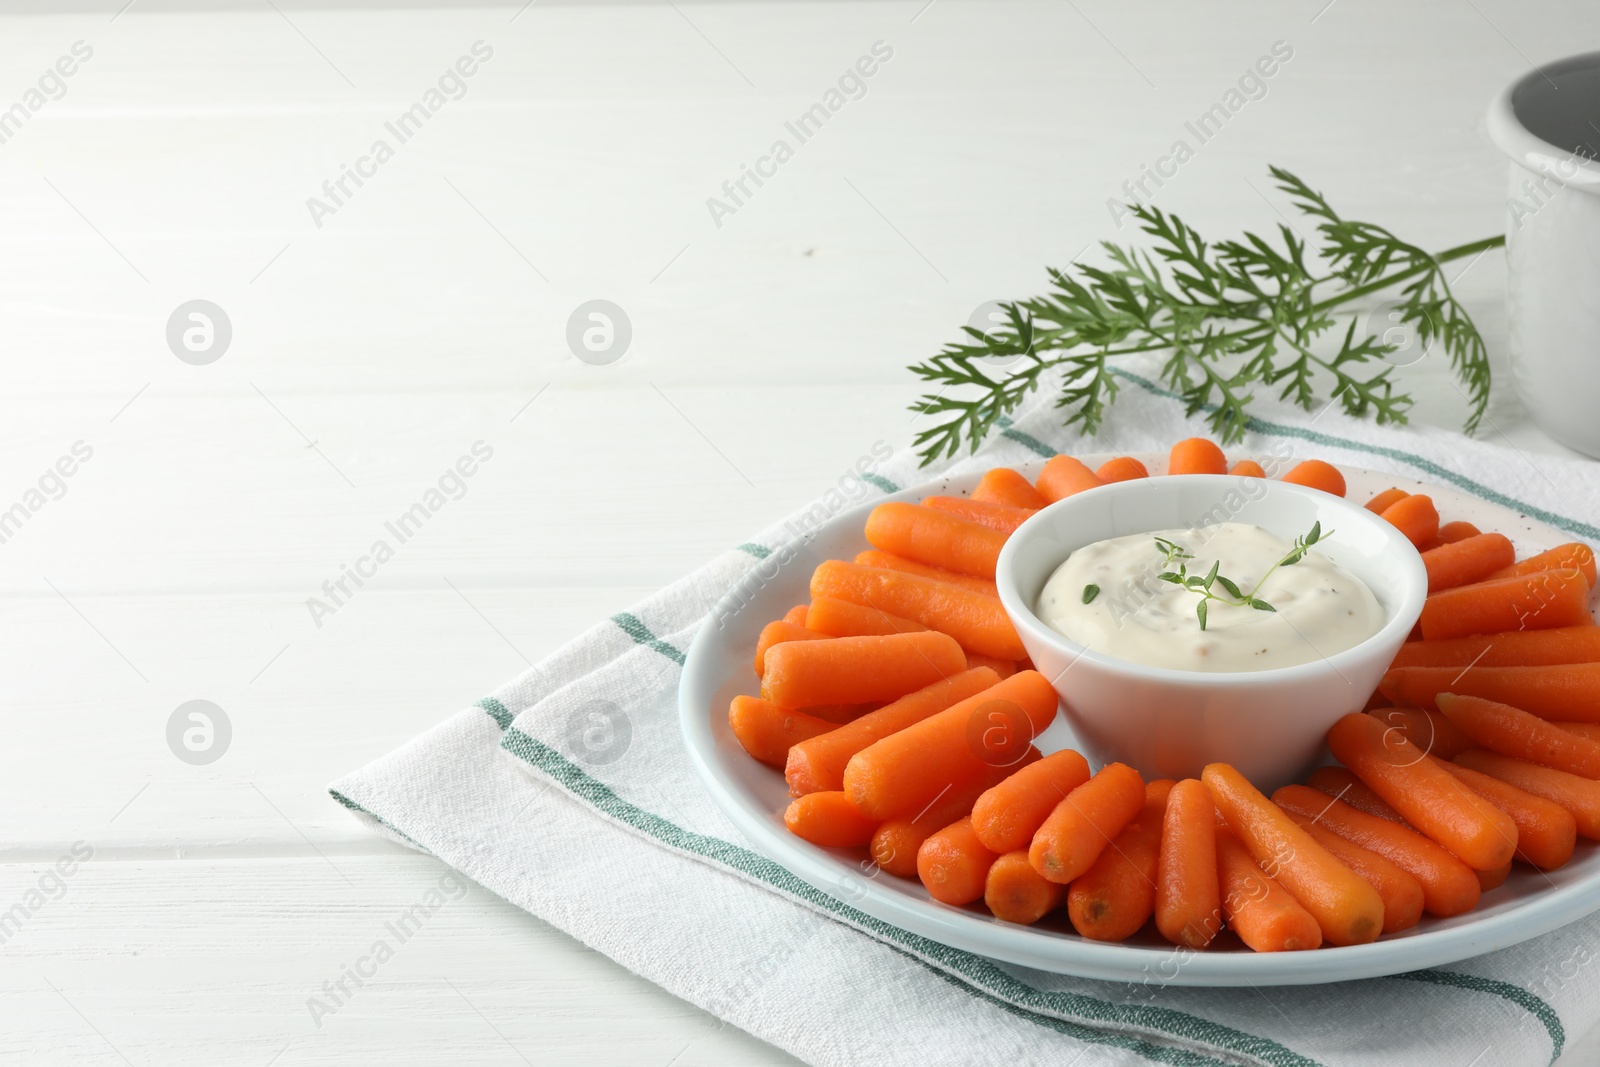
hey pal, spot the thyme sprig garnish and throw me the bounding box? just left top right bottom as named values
left=1153, top=522, right=1330, bottom=631
left=908, top=166, right=1501, bottom=465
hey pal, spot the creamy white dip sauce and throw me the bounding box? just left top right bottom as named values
left=1037, top=522, right=1384, bottom=672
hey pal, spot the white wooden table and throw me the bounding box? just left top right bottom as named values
left=3, top=1, right=1598, bottom=1063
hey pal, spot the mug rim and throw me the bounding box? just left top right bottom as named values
left=1488, top=49, right=1600, bottom=191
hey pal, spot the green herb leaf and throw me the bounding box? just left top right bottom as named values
left=1249, top=598, right=1276, bottom=612
left=1196, top=599, right=1208, bottom=631
left=1082, top=584, right=1100, bottom=604
left=1214, top=575, right=1244, bottom=599
left=908, top=167, right=1500, bottom=465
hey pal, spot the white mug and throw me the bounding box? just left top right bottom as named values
left=1487, top=52, right=1600, bottom=457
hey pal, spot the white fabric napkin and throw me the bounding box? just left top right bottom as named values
left=331, top=361, right=1600, bottom=1067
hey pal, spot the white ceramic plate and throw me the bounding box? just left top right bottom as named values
left=678, top=455, right=1600, bottom=986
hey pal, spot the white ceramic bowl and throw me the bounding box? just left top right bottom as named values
left=995, top=475, right=1428, bottom=791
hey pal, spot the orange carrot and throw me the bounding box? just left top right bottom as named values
left=964, top=652, right=1017, bottom=679
left=984, top=850, right=1066, bottom=925
left=1386, top=627, right=1600, bottom=670
left=1096, top=456, right=1150, bottom=483
left=865, top=502, right=1008, bottom=580
left=762, top=631, right=967, bottom=710
left=1418, top=568, right=1592, bottom=640
left=1272, top=784, right=1481, bottom=916
left=1325, top=713, right=1518, bottom=871
left=922, top=495, right=1036, bottom=535
left=917, top=816, right=998, bottom=905
left=1365, top=487, right=1409, bottom=514
left=1068, top=781, right=1173, bottom=942
left=1381, top=493, right=1440, bottom=548
left=1281, top=459, right=1346, bottom=497
left=870, top=750, right=1038, bottom=878
left=844, top=671, right=1059, bottom=820
left=1214, top=827, right=1322, bottom=952
left=784, top=791, right=877, bottom=848
left=1421, top=534, right=1517, bottom=594
left=1036, top=455, right=1105, bottom=503
left=797, top=702, right=876, bottom=725
left=1381, top=662, right=1600, bottom=723
left=1477, top=858, right=1512, bottom=890
left=754, top=620, right=829, bottom=676
left=1491, top=542, right=1598, bottom=588
left=728, top=696, right=836, bottom=768
left=785, top=668, right=1000, bottom=796
left=1436, top=692, right=1600, bottom=778
left=782, top=604, right=810, bottom=627
left=1028, top=762, right=1145, bottom=884
left=1155, top=779, right=1223, bottom=948
left=1204, top=762, right=1384, bottom=946
left=1453, top=750, right=1600, bottom=839
left=970, top=748, right=1092, bottom=854
left=1434, top=758, right=1576, bottom=870
left=1558, top=722, right=1600, bottom=742
left=1306, top=766, right=1405, bottom=822
left=811, top=561, right=1025, bottom=660
left=1167, top=438, right=1227, bottom=476
left=804, top=596, right=928, bottom=638
left=1367, top=706, right=1474, bottom=760
left=1437, top=521, right=1483, bottom=545
left=851, top=551, right=999, bottom=598
left=1282, top=811, right=1425, bottom=934
left=1230, top=460, right=1266, bottom=478
left=970, top=467, right=1049, bottom=510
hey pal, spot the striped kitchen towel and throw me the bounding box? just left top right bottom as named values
left=331, top=361, right=1600, bottom=1067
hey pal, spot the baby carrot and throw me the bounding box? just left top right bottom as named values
left=1215, top=828, right=1322, bottom=952
left=782, top=604, right=809, bottom=627
left=762, top=631, right=967, bottom=710
left=1325, top=713, right=1519, bottom=871
left=754, top=619, right=829, bottom=676
left=1453, top=750, right=1600, bottom=839
left=1367, top=706, right=1474, bottom=760
left=1036, top=455, right=1104, bottom=502
left=865, top=502, right=1008, bottom=580
left=964, top=652, right=1017, bottom=679
left=1491, top=542, right=1598, bottom=588
left=784, top=791, right=877, bottom=848
left=922, top=496, right=1036, bottom=535
left=1386, top=626, right=1600, bottom=670
left=1437, top=521, right=1483, bottom=545
left=851, top=551, right=999, bottom=597
left=1306, top=766, right=1405, bottom=822
left=1282, top=811, right=1425, bottom=934
left=804, top=596, right=928, bottom=638
left=1418, top=568, right=1592, bottom=641
left=786, top=668, right=999, bottom=795
left=811, top=561, right=1025, bottom=660
left=1281, top=459, right=1346, bottom=497
left=970, top=467, right=1049, bottom=510
left=1559, top=722, right=1600, bottom=742
left=1421, top=533, right=1517, bottom=594
left=1029, top=762, right=1145, bottom=884
left=1381, top=493, right=1440, bottom=548
left=1273, top=784, right=1481, bottom=916
left=798, top=702, right=876, bottom=725
left=844, top=671, right=1060, bottom=820
left=1230, top=459, right=1266, bottom=478
left=1068, top=781, right=1173, bottom=942
left=984, top=850, right=1066, bottom=925
left=1204, top=762, right=1384, bottom=946
left=728, top=696, right=836, bottom=768
left=1168, top=438, right=1227, bottom=475
left=870, top=750, right=1038, bottom=878
left=1365, top=487, right=1409, bottom=514
left=917, top=817, right=999, bottom=906
left=1434, top=759, right=1576, bottom=870
left=1477, top=858, right=1512, bottom=890
left=1381, top=663, right=1600, bottom=723
left=1095, top=456, right=1150, bottom=483
left=970, top=748, right=1092, bottom=854
left=1436, top=692, right=1600, bottom=778
left=1155, top=779, right=1222, bottom=949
